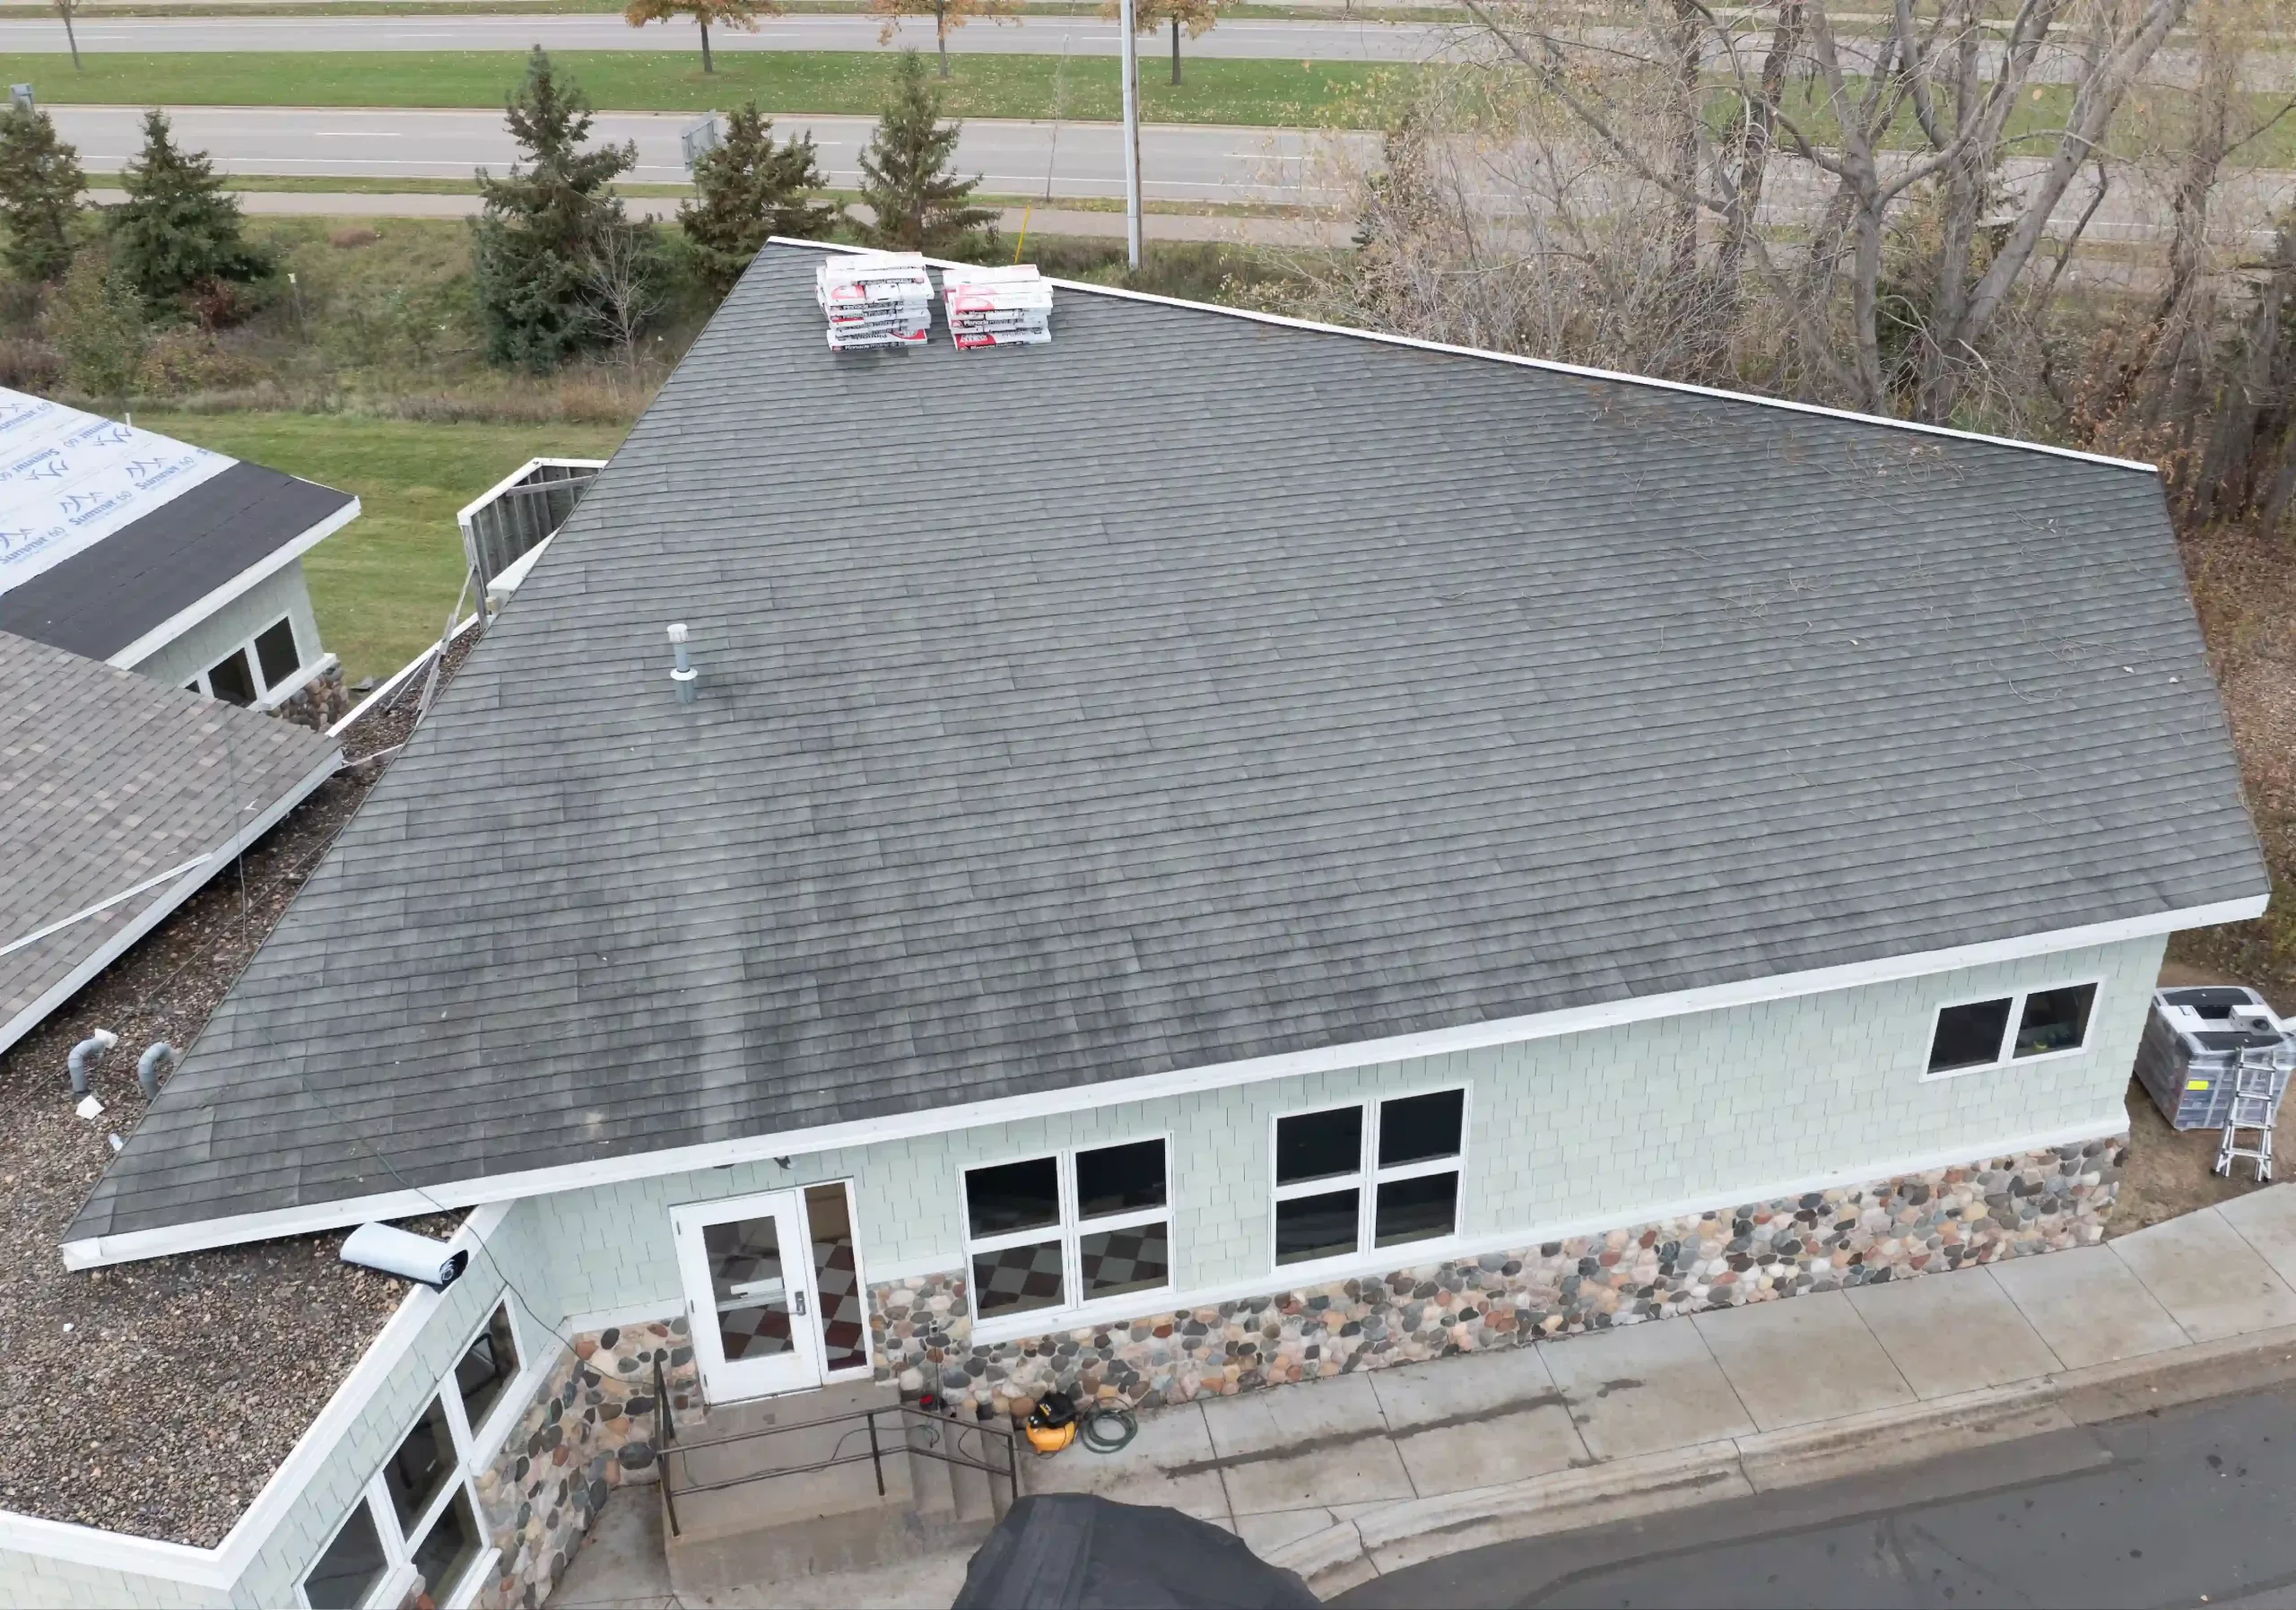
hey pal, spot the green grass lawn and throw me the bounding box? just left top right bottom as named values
left=8, top=49, right=1400, bottom=127
left=135, top=412, right=629, bottom=683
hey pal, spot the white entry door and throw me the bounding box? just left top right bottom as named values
left=672, top=1190, right=824, bottom=1404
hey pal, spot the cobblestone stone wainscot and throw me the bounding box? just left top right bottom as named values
left=473, top=1317, right=699, bottom=1610
left=872, top=1140, right=2123, bottom=1417
left=273, top=660, right=351, bottom=732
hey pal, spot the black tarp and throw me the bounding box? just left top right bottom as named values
left=952, top=1493, right=1322, bottom=1609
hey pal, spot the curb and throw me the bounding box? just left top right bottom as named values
left=1262, top=1322, right=2296, bottom=1596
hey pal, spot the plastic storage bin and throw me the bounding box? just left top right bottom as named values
left=2135, top=986, right=2293, bottom=1131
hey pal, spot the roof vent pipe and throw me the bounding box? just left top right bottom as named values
left=137, top=1041, right=178, bottom=1100
left=67, top=1030, right=118, bottom=1096
left=667, top=622, right=697, bottom=705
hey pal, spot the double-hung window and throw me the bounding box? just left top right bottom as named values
left=300, top=1301, right=529, bottom=1609
left=1273, top=1089, right=1465, bottom=1269
left=964, top=1139, right=1171, bottom=1331
left=1925, top=982, right=2100, bottom=1078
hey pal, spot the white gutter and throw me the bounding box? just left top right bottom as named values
left=57, top=892, right=2265, bottom=1270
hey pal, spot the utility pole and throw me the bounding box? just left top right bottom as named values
left=1118, top=0, right=1142, bottom=273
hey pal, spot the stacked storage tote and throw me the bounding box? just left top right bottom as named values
left=2135, top=986, right=2295, bottom=1130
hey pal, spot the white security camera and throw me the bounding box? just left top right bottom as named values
left=341, top=1223, right=468, bottom=1291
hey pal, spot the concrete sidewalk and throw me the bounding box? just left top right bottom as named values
left=1029, top=1184, right=2296, bottom=1596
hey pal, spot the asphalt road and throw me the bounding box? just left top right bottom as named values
left=45, top=103, right=1356, bottom=200
left=0, top=13, right=1460, bottom=57
left=1336, top=1385, right=2296, bottom=1610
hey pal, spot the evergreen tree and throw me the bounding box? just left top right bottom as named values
left=680, top=101, right=839, bottom=295
left=108, top=109, right=270, bottom=309
left=856, top=51, right=995, bottom=256
left=0, top=105, right=85, bottom=284
left=469, top=48, right=647, bottom=370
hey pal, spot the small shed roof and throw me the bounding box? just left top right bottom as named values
left=0, top=390, right=357, bottom=665
left=0, top=632, right=342, bottom=1057
left=65, top=243, right=2268, bottom=1262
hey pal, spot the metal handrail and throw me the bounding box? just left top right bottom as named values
left=648, top=1379, right=1022, bottom=1538
left=652, top=1354, right=681, bottom=1539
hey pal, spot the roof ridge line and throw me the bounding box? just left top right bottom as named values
left=769, top=238, right=2159, bottom=476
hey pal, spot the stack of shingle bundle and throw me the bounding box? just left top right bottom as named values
left=816, top=252, right=934, bottom=351
left=941, top=264, right=1054, bottom=350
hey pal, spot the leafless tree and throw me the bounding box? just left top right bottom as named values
left=576, top=227, right=666, bottom=379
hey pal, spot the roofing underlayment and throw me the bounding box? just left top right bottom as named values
left=66, top=242, right=2269, bottom=1261
left=0, top=388, right=357, bottom=663
left=0, top=631, right=342, bottom=1056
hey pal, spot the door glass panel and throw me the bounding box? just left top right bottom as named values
left=1075, top=1139, right=1166, bottom=1218
left=1082, top=1222, right=1169, bottom=1300
left=703, top=1215, right=795, bottom=1361
left=804, top=1183, right=869, bottom=1372
left=1275, top=1188, right=1360, bottom=1265
left=964, top=1157, right=1060, bottom=1237
left=972, top=1238, right=1064, bottom=1318
left=1277, top=1108, right=1362, bottom=1186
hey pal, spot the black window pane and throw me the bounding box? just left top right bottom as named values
left=1379, top=1090, right=1464, bottom=1168
left=1375, top=1173, right=1458, bottom=1248
left=205, top=648, right=257, bottom=706
left=1928, top=998, right=2013, bottom=1073
left=1276, top=1107, right=1362, bottom=1187
left=254, top=617, right=300, bottom=687
left=2016, top=984, right=2097, bottom=1057
left=1076, top=1139, right=1165, bottom=1218
left=1275, top=1188, right=1359, bottom=1265
left=455, top=1304, right=519, bottom=1433
left=410, top=1486, right=482, bottom=1605
left=965, top=1157, right=1061, bottom=1238
left=381, top=1394, right=456, bottom=1532
left=1081, top=1222, right=1169, bottom=1299
left=303, top=1500, right=387, bottom=1610
left=972, top=1239, right=1064, bottom=1318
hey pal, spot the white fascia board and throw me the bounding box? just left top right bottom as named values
left=0, top=1202, right=513, bottom=1588
left=0, top=745, right=342, bottom=1059
left=57, top=893, right=2260, bottom=1271
left=784, top=239, right=2159, bottom=474
left=108, top=499, right=362, bottom=672
left=326, top=612, right=484, bottom=740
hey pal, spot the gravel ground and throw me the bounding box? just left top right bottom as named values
left=0, top=635, right=474, bottom=1546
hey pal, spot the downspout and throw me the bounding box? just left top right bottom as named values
left=137, top=1041, right=178, bottom=1099
left=67, top=1029, right=117, bottom=1096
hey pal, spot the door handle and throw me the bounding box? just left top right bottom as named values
left=796, top=1291, right=808, bottom=1317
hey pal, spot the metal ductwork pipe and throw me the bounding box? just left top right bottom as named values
left=67, top=1030, right=118, bottom=1096
left=137, top=1041, right=178, bottom=1100
left=668, top=622, right=697, bottom=705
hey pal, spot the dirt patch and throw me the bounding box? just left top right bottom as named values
left=2110, top=1075, right=2270, bottom=1239
left=0, top=638, right=474, bottom=1545
left=2168, top=520, right=2296, bottom=1014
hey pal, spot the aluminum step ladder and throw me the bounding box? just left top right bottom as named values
left=2215, top=1049, right=2283, bottom=1182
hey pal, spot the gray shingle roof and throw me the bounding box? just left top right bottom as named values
left=1, top=632, right=341, bottom=1052
left=67, top=243, right=2267, bottom=1251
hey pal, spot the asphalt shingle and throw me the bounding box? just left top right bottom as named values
left=66, top=243, right=2267, bottom=1250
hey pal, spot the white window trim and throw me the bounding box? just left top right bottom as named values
left=298, top=1317, right=510, bottom=1610
left=184, top=614, right=309, bottom=707
left=810, top=1178, right=883, bottom=1384
left=967, top=1136, right=1175, bottom=1345
left=1268, top=1087, right=1470, bottom=1281
left=1921, top=980, right=2103, bottom=1082
left=456, top=1296, right=547, bottom=1468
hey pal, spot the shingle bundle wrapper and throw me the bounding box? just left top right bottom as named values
left=817, top=253, right=934, bottom=351
left=942, top=264, right=1054, bottom=349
